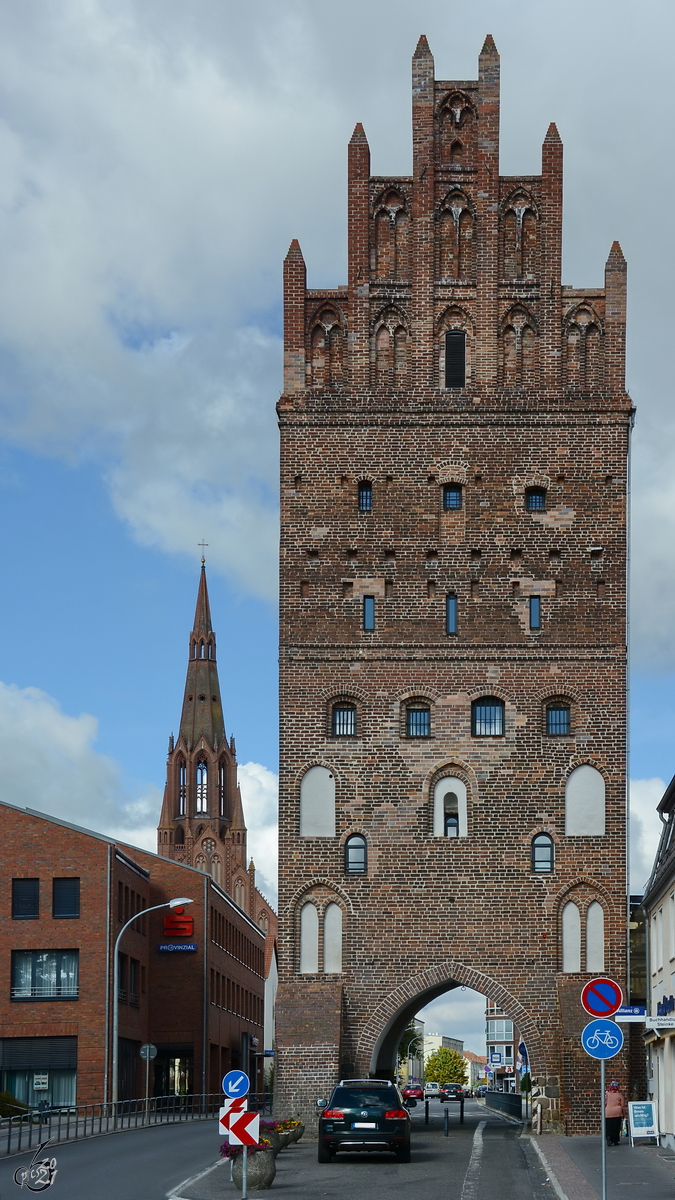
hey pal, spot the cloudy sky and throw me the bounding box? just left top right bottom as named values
left=0, top=0, right=672, bottom=1043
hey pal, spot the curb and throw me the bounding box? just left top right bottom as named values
left=524, top=1134, right=569, bottom=1200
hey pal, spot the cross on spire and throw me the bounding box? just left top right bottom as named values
left=198, top=539, right=208, bottom=563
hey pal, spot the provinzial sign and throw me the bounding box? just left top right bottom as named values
left=580, top=977, right=623, bottom=1019
left=158, top=943, right=197, bottom=952
left=628, top=1100, right=658, bottom=1144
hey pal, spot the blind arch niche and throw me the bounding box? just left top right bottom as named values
left=300, top=766, right=336, bottom=837
left=433, top=776, right=468, bottom=838
left=565, top=766, right=605, bottom=836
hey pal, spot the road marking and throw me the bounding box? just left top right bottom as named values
left=166, top=1158, right=224, bottom=1198
left=460, top=1120, right=486, bottom=1200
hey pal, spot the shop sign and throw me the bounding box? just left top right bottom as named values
left=158, top=943, right=197, bottom=952
left=33, top=1074, right=48, bottom=1090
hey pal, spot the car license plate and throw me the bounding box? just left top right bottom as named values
left=353, top=1122, right=376, bottom=1128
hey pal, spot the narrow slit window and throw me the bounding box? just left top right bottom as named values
left=531, top=833, right=554, bottom=873
left=345, top=834, right=367, bottom=874
left=358, top=481, right=373, bottom=512
left=363, top=596, right=375, bottom=631
left=445, top=330, right=466, bottom=388
left=406, top=707, right=431, bottom=738
left=547, top=705, right=571, bottom=736
left=446, top=594, right=458, bottom=635
left=443, top=484, right=462, bottom=510
left=529, top=596, right=541, bottom=630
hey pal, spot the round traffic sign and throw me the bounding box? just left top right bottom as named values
left=222, top=1069, right=250, bottom=1098
left=581, top=1019, right=624, bottom=1060
left=581, top=977, right=623, bottom=1018
left=139, top=1043, right=157, bottom=1059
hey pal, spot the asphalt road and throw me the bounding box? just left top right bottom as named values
left=0, top=1100, right=549, bottom=1199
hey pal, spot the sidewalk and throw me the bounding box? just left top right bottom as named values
left=531, top=1132, right=675, bottom=1200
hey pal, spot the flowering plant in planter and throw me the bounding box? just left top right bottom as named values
left=219, top=1137, right=272, bottom=1160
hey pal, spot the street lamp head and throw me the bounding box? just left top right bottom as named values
left=169, top=897, right=194, bottom=908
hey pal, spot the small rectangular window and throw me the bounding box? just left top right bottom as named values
left=443, top=484, right=462, bottom=510
left=53, top=878, right=80, bottom=919
left=472, top=700, right=504, bottom=737
left=12, top=879, right=39, bottom=920
left=363, top=596, right=375, bottom=631
left=446, top=594, right=458, bottom=635
left=332, top=706, right=356, bottom=736
left=358, top=482, right=372, bottom=512
left=406, top=708, right=430, bottom=737
left=445, top=330, right=466, bottom=388
left=529, top=596, right=541, bottom=630
left=547, top=706, right=570, bottom=736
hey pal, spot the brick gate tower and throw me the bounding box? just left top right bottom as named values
left=276, top=35, right=633, bottom=1134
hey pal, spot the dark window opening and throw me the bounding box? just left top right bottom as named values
left=358, top=481, right=372, bottom=512
left=406, top=707, right=431, bottom=738
left=52, top=879, right=80, bottom=919
left=444, top=814, right=459, bottom=837
left=443, top=484, right=463, bottom=510
left=332, top=705, right=357, bottom=737
left=12, top=879, right=39, bottom=920
left=445, top=330, right=466, bottom=388
left=363, top=596, right=375, bottom=631
left=472, top=697, right=505, bottom=737
left=11, top=950, right=79, bottom=1000
left=345, top=834, right=367, bottom=875
left=529, top=596, right=541, bottom=630
left=446, top=594, right=458, bottom=635
left=531, top=833, right=554, bottom=873
left=525, top=487, right=546, bottom=512
left=547, top=705, right=571, bottom=736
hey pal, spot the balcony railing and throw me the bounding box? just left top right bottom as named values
left=11, top=986, right=78, bottom=1000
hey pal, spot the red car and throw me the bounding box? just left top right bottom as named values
left=402, top=1084, right=424, bottom=1100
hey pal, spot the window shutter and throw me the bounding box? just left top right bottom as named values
left=445, top=330, right=466, bottom=387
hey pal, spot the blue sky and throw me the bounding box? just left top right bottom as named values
left=0, top=0, right=673, bottom=1048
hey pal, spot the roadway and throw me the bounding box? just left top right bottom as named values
left=0, top=1099, right=550, bottom=1199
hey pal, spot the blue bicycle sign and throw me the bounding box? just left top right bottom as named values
left=581, top=1018, right=624, bottom=1060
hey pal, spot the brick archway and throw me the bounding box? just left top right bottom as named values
left=357, top=959, right=545, bottom=1079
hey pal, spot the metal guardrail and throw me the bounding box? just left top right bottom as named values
left=484, top=1090, right=524, bottom=1120
left=0, top=1091, right=273, bottom=1157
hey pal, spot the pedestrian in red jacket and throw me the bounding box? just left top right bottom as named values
left=605, top=1081, right=627, bottom=1146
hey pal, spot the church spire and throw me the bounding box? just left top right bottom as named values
left=179, top=562, right=225, bottom=748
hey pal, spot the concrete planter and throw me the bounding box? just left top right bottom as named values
left=231, top=1149, right=276, bottom=1191
left=277, top=1130, right=291, bottom=1150
left=261, top=1128, right=282, bottom=1156
left=288, top=1123, right=305, bottom=1143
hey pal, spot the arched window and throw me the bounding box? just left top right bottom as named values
left=299, top=903, right=319, bottom=973
left=358, top=481, right=372, bottom=512
left=199, top=641, right=205, bottom=659
left=177, top=761, right=187, bottom=816
left=211, top=856, right=221, bottom=886
left=332, top=704, right=357, bottom=737
left=311, top=324, right=326, bottom=386
left=406, top=706, right=431, bottom=737
left=234, top=878, right=246, bottom=909
left=196, top=761, right=208, bottom=813
left=565, top=766, right=605, bottom=836
left=299, top=766, right=336, bottom=837
left=195, top=854, right=207, bottom=873
left=174, top=826, right=184, bottom=846
left=433, top=776, right=468, bottom=838
left=586, top=901, right=605, bottom=972
left=375, top=325, right=391, bottom=384
left=258, top=913, right=269, bottom=934
left=546, top=704, right=571, bottom=736
left=445, top=330, right=466, bottom=387
left=443, top=484, right=462, bottom=510
left=471, top=697, right=504, bottom=737
left=525, top=487, right=546, bottom=512
left=344, top=834, right=367, bottom=874
left=218, top=760, right=226, bottom=816
left=323, top=903, right=343, bottom=973
left=531, top=833, right=554, bottom=873
left=562, top=901, right=581, bottom=972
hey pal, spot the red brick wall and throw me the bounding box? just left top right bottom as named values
left=276, top=35, right=631, bottom=1135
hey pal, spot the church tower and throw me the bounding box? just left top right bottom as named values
left=276, top=35, right=632, bottom=1135
left=157, top=561, right=255, bottom=913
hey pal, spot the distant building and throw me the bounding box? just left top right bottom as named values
left=486, top=1000, right=521, bottom=1093
left=642, top=775, right=675, bottom=1146
left=463, top=1050, right=487, bottom=1090
left=423, top=1033, right=463, bottom=1059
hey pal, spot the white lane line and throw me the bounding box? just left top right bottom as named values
left=460, top=1120, right=486, bottom=1200
left=166, top=1158, right=224, bottom=1198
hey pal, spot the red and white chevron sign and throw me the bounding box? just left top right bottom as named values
left=218, top=1098, right=247, bottom=1134
left=228, top=1111, right=260, bottom=1146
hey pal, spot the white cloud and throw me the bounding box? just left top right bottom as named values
left=630, top=777, right=665, bottom=894
left=417, top=990, right=486, bottom=1059
left=238, top=760, right=279, bottom=907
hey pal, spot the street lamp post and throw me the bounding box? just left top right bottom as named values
left=111, top=896, right=194, bottom=1108
left=406, top=1035, right=425, bottom=1088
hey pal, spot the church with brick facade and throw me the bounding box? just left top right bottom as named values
left=275, top=33, right=635, bottom=1134
left=156, top=562, right=277, bottom=946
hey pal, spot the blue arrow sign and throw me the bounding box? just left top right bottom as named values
left=222, top=1070, right=250, bottom=1098
left=581, top=1019, right=624, bottom=1060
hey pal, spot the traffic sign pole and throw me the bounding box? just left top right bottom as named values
left=600, top=1059, right=606, bottom=1200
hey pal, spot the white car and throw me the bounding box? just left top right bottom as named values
left=425, top=1082, right=441, bottom=1099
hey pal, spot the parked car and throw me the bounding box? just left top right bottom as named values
left=402, top=1084, right=424, bottom=1100
left=439, top=1082, right=464, bottom=1102
left=316, top=1079, right=411, bottom=1163
left=425, top=1081, right=441, bottom=1099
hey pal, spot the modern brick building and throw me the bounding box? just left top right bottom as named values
left=0, top=801, right=266, bottom=1107
left=275, top=33, right=633, bottom=1134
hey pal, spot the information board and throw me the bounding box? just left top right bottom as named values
left=627, top=1100, right=658, bottom=1144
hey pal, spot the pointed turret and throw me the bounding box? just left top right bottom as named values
left=180, top=562, right=225, bottom=749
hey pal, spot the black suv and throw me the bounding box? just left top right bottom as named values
left=316, top=1079, right=411, bottom=1162
left=439, top=1082, right=465, bottom=1102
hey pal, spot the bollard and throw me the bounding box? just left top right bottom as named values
left=425, top=1100, right=429, bottom=1125
left=460, top=1097, right=464, bottom=1125
left=444, top=1105, right=449, bottom=1137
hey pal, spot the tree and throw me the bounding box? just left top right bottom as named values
left=424, top=1047, right=468, bottom=1085
left=397, top=1020, right=422, bottom=1067
left=520, top=1072, right=531, bottom=1094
